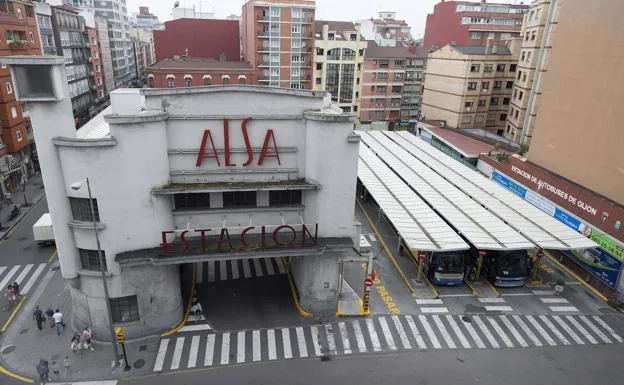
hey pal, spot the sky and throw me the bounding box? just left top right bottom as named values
left=126, top=0, right=526, bottom=37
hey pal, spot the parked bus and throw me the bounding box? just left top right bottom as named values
left=467, top=248, right=531, bottom=287
left=422, top=251, right=468, bottom=286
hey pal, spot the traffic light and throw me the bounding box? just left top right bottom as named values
left=115, top=327, right=125, bottom=344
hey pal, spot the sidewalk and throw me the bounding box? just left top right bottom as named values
left=0, top=262, right=159, bottom=382
left=0, top=173, right=46, bottom=241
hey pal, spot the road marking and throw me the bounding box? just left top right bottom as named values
left=391, top=315, right=412, bottom=349
left=478, top=298, right=506, bottom=303
left=378, top=317, right=397, bottom=350
left=219, top=261, right=228, bottom=281
left=220, top=332, right=231, bottom=365
left=170, top=337, right=185, bottom=370
left=432, top=315, right=456, bottom=349
left=14, top=264, right=33, bottom=287
left=438, top=293, right=474, bottom=298
left=276, top=258, right=286, bottom=274
left=267, top=329, right=277, bottom=360
left=365, top=318, right=382, bottom=352
left=187, top=335, right=200, bottom=368
left=579, top=316, right=612, bottom=343
left=405, top=315, right=427, bottom=349
left=242, top=259, right=252, bottom=278
left=0, top=267, right=6, bottom=277
left=204, top=334, right=215, bottom=366
left=531, top=290, right=554, bottom=295
left=415, top=299, right=443, bottom=305
left=153, top=339, right=169, bottom=372
left=295, top=327, right=308, bottom=357
left=540, top=298, right=569, bottom=304
left=264, top=258, right=276, bottom=276
left=252, top=330, right=261, bottom=362
left=207, top=261, right=215, bottom=282
left=460, top=317, right=486, bottom=349
left=281, top=328, right=293, bottom=359
left=484, top=306, right=513, bottom=312
left=418, top=315, right=441, bottom=349
left=231, top=260, right=240, bottom=279
left=446, top=315, right=471, bottom=349
left=253, top=259, right=264, bottom=277
left=237, top=331, right=246, bottom=363
left=592, top=316, right=623, bottom=343
left=22, top=263, right=46, bottom=294
left=539, top=315, right=570, bottom=345
left=487, top=317, right=514, bottom=348
left=552, top=316, right=583, bottom=345
left=421, top=307, right=449, bottom=314
left=351, top=320, right=368, bottom=353
left=499, top=315, right=528, bottom=347
left=310, top=326, right=322, bottom=356
left=549, top=306, right=578, bottom=312
left=325, top=324, right=337, bottom=355
left=500, top=293, right=533, bottom=297
left=473, top=316, right=499, bottom=349
left=179, top=324, right=212, bottom=332
left=512, top=315, right=542, bottom=347
left=526, top=315, right=557, bottom=346
left=565, top=316, right=597, bottom=344
left=338, top=322, right=352, bottom=354
left=0, top=265, right=20, bottom=292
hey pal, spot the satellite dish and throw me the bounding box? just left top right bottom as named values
left=174, top=1, right=179, bottom=8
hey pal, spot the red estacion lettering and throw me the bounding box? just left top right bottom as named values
left=241, top=117, right=254, bottom=166
left=196, top=129, right=220, bottom=167
left=258, top=129, right=281, bottom=165
left=223, top=119, right=236, bottom=166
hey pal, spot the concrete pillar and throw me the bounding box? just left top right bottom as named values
left=290, top=253, right=341, bottom=315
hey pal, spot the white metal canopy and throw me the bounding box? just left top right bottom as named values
left=389, top=131, right=597, bottom=251
left=358, top=146, right=469, bottom=253
left=360, top=131, right=534, bottom=251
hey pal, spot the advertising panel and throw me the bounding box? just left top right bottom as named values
left=562, top=248, right=622, bottom=289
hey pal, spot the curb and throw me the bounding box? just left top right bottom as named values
left=0, top=193, right=46, bottom=242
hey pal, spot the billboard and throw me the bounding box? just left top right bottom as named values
left=562, top=248, right=622, bottom=289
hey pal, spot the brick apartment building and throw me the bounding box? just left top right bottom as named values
left=87, top=26, right=106, bottom=102
left=423, top=0, right=528, bottom=49
left=147, top=56, right=256, bottom=88
left=0, top=0, right=41, bottom=199
left=359, top=11, right=413, bottom=46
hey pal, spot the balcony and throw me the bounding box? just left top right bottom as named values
left=8, top=40, right=29, bottom=50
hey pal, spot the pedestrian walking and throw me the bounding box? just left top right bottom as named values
left=82, top=327, right=94, bottom=351
left=36, top=359, right=49, bottom=384
left=70, top=332, right=81, bottom=353
left=5, top=285, right=16, bottom=308
left=33, top=305, right=45, bottom=331
left=52, top=309, right=64, bottom=335
left=45, top=307, right=54, bottom=328
left=63, top=356, right=71, bottom=378
left=12, top=281, right=20, bottom=298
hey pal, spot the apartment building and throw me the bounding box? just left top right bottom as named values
left=423, top=0, right=528, bottom=48
left=51, top=5, right=93, bottom=122
left=360, top=42, right=428, bottom=130
left=359, top=11, right=412, bottom=46
left=146, top=56, right=256, bottom=88
left=0, top=0, right=41, bottom=199
left=34, top=0, right=55, bottom=55
left=241, top=0, right=316, bottom=89
left=505, top=0, right=561, bottom=144
left=421, top=42, right=520, bottom=134
left=312, top=21, right=367, bottom=113
left=64, top=0, right=137, bottom=88
left=131, top=5, right=160, bottom=29
left=95, top=15, right=115, bottom=95
left=86, top=26, right=105, bottom=101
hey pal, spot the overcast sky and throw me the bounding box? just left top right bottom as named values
left=126, top=0, right=526, bottom=37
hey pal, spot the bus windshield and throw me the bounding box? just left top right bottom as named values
left=496, top=252, right=528, bottom=277
left=432, top=252, right=465, bottom=273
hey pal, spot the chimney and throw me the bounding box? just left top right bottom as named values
left=323, top=23, right=329, bottom=40
left=492, top=43, right=498, bottom=54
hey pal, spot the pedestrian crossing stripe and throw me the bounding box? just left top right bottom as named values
left=0, top=263, right=47, bottom=295
left=199, top=258, right=286, bottom=282
left=152, top=314, right=624, bottom=372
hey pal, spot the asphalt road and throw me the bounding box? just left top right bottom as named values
left=123, top=344, right=624, bottom=385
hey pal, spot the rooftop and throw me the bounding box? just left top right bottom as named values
left=365, top=41, right=428, bottom=59
left=420, top=125, right=493, bottom=158
left=314, top=20, right=356, bottom=33
left=451, top=44, right=512, bottom=55
left=148, top=56, right=253, bottom=71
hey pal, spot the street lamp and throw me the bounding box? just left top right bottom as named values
left=70, top=177, right=120, bottom=367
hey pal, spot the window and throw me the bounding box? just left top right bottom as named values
left=526, top=51, right=532, bottom=62
left=291, top=55, right=300, bottom=62
left=16, top=129, right=22, bottom=142
left=395, top=60, right=405, bottom=68
left=328, top=33, right=335, bottom=40
left=359, top=49, right=364, bottom=57
left=185, top=78, right=192, bottom=87
left=518, top=91, right=523, bottom=101
left=223, top=191, right=256, bottom=208
left=316, top=48, right=324, bottom=55
left=490, top=97, right=499, bottom=105
left=291, top=26, right=300, bottom=33
left=470, top=31, right=483, bottom=39
left=16, top=8, right=22, bottom=19
left=461, top=115, right=472, bottom=124
left=269, top=190, right=302, bottom=206
left=503, top=97, right=510, bottom=105
left=531, top=31, right=536, bottom=41
left=521, top=51, right=526, bottom=61
left=467, top=82, right=477, bottom=90
left=506, top=81, right=513, bottom=89
left=28, top=32, right=34, bottom=42
left=316, top=63, right=322, bottom=71
left=167, top=78, right=174, bottom=88
left=478, top=99, right=487, bottom=107
left=5, top=82, right=12, bottom=94
left=174, top=193, right=210, bottom=210
left=391, top=85, right=402, bottom=93
left=464, top=101, right=473, bottom=108
left=271, top=40, right=279, bottom=48
left=484, top=64, right=492, bottom=73
left=530, top=10, right=534, bottom=20
left=470, top=64, right=480, bottom=72
left=493, top=81, right=502, bottom=89
left=513, top=89, right=517, bottom=99
left=69, top=197, right=100, bottom=222
left=327, top=48, right=340, bottom=60
left=79, top=248, right=107, bottom=271
left=342, top=48, right=355, bottom=60
left=378, top=60, right=389, bottom=69
left=10, top=106, right=17, bottom=118
left=496, top=64, right=505, bottom=72
left=517, top=70, right=522, bottom=80
left=500, top=113, right=507, bottom=121
left=110, top=295, right=140, bottom=323
left=515, top=109, right=519, bottom=119
left=316, top=77, right=321, bottom=84
left=5, top=31, right=14, bottom=42
left=239, top=77, right=246, bottom=85
left=222, top=77, right=230, bottom=85
left=393, top=73, right=403, bottom=81
left=203, top=77, right=211, bottom=85
left=350, top=34, right=357, bottom=41
left=510, top=64, right=517, bottom=72
left=481, top=81, right=489, bottom=90
left=354, top=106, right=358, bottom=112
left=270, top=8, right=280, bottom=17
left=522, top=72, right=527, bottom=82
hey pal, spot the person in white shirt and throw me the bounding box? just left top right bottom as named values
left=52, top=309, right=64, bottom=335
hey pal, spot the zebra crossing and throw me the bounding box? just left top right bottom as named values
left=153, top=314, right=623, bottom=372
left=198, top=258, right=286, bottom=283
left=0, top=263, right=47, bottom=295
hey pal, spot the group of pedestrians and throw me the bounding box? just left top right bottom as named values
left=32, top=305, right=64, bottom=335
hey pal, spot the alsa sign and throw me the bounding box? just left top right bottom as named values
left=161, top=224, right=319, bottom=255
left=196, top=117, right=281, bottom=167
